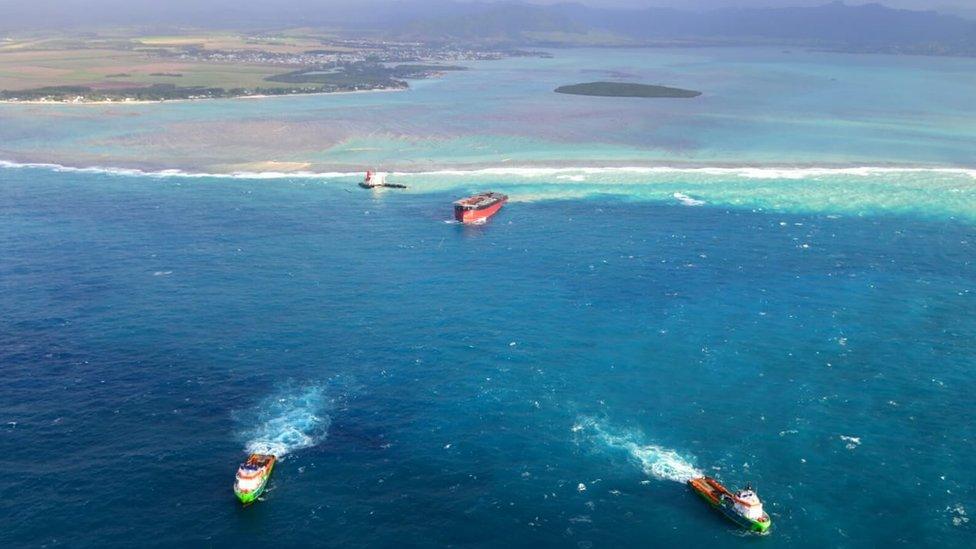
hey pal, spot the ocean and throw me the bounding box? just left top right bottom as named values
left=2, top=47, right=976, bottom=171
left=1, top=47, right=975, bottom=547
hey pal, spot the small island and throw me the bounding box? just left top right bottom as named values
left=555, top=82, right=701, bottom=98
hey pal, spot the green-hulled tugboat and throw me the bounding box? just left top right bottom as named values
left=234, top=453, right=276, bottom=505
left=688, top=476, right=771, bottom=534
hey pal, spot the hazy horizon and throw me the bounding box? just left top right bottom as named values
left=2, top=0, right=974, bottom=35
left=1, top=0, right=973, bottom=21
left=0, top=0, right=971, bottom=10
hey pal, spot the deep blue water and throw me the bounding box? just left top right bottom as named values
left=1, top=168, right=974, bottom=547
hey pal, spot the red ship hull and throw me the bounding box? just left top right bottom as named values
left=454, top=197, right=507, bottom=223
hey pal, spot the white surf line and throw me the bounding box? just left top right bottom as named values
left=3, top=159, right=975, bottom=181
left=0, top=160, right=354, bottom=180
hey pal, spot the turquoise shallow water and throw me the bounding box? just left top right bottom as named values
left=2, top=47, right=976, bottom=170
left=1, top=167, right=974, bottom=546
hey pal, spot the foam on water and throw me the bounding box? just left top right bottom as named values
left=0, top=159, right=352, bottom=180
left=4, top=158, right=975, bottom=181
left=235, top=383, right=337, bottom=458
left=673, top=192, right=705, bottom=206
left=576, top=417, right=703, bottom=483
left=5, top=159, right=975, bottom=221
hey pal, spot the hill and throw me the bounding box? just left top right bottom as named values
left=397, top=2, right=976, bottom=55
left=2, top=1, right=975, bottom=57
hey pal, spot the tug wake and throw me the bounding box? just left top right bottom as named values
left=236, top=383, right=337, bottom=458
left=577, top=417, right=703, bottom=483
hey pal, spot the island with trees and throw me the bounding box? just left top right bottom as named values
left=554, top=82, right=701, bottom=98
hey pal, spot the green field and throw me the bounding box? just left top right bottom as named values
left=0, top=30, right=375, bottom=100
left=0, top=30, right=489, bottom=101
left=0, top=47, right=301, bottom=92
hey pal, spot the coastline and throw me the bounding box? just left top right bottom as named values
left=0, top=86, right=407, bottom=106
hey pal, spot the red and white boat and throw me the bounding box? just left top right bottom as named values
left=360, top=170, right=406, bottom=189
left=453, top=192, right=508, bottom=223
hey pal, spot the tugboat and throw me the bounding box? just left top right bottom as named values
left=360, top=170, right=406, bottom=189
left=234, top=453, right=276, bottom=505
left=688, top=476, right=771, bottom=534
left=453, top=192, right=508, bottom=223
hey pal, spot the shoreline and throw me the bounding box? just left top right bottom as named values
left=0, top=86, right=407, bottom=106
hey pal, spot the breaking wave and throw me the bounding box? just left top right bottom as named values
left=409, top=165, right=976, bottom=180
left=3, top=158, right=975, bottom=181
left=0, top=159, right=351, bottom=180
left=673, top=192, right=705, bottom=206
left=576, top=417, right=703, bottom=483
left=6, top=159, right=974, bottom=220
left=235, top=382, right=346, bottom=458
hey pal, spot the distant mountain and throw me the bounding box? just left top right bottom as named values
left=0, top=0, right=463, bottom=30
left=399, top=4, right=582, bottom=41
left=940, top=6, right=976, bottom=21
left=2, top=1, right=976, bottom=57
left=395, top=2, right=976, bottom=54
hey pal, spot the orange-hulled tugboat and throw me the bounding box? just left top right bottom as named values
left=453, top=192, right=508, bottom=223
left=688, top=476, right=771, bottom=534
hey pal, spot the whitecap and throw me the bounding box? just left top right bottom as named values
left=839, top=435, right=861, bottom=450
left=948, top=504, right=969, bottom=527
left=673, top=192, right=705, bottom=206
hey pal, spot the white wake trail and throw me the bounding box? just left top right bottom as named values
left=577, top=417, right=703, bottom=483
left=237, top=384, right=336, bottom=458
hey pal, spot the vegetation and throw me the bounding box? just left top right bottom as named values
left=389, top=64, right=466, bottom=78
left=0, top=34, right=476, bottom=102
left=0, top=29, right=534, bottom=103
left=554, top=82, right=701, bottom=99
left=266, top=62, right=464, bottom=89
left=0, top=83, right=343, bottom=102
left=0, top=46, right=298, bottom=93
left=267, top=64, right=400, bottom=88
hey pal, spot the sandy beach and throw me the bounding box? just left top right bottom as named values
left=0, top=86, right=407, bottom=106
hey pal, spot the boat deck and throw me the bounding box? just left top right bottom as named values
left=689, top=477, right=733, bottom=505
left=454, top=192, right=507, bottom=209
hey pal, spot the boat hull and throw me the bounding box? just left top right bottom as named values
left=235, top=458, right=275, bottom=505
left=234, top=480, right=267, bottom=504
left=455, top=199, right=506, bottom=223
left=359, top=182, right=407, bottom=189
left=717, top=500, right=771, bottom=533
left=688, top=477, right=771, bottom=534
